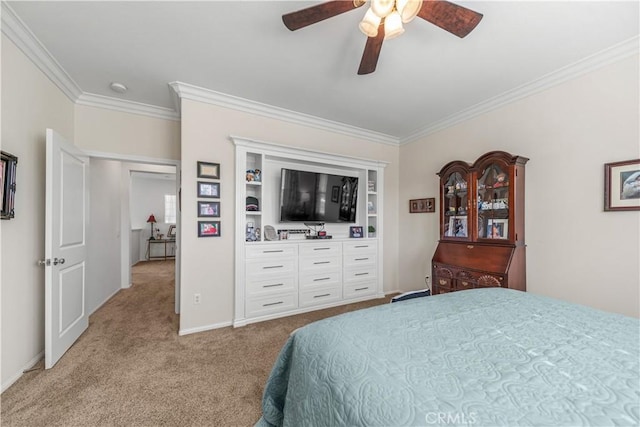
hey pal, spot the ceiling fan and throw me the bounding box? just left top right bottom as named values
left=282, top=0, right=483, bottom=75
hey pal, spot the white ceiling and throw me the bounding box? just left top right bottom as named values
left=6, top=1, right=639, bottom=141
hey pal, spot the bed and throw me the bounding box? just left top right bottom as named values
left=256, top=288, right=639, bottom=427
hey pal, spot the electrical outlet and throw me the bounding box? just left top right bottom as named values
left=424, top=275, right=431, bottom=288
left=194, top=293, right=201, bottom=304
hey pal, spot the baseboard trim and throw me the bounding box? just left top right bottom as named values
left=90, top=288, right=122, bottom=316
left=178, top=320, right=233, bottom=336
left=1, top=351, right=44, bottom=393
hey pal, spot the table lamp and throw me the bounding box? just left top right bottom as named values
left=147, top=214, right=157, bottom=240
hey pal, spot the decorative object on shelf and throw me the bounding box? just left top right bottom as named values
left=604, top=159, right=640, bottom=211
left=197, top=181, right=220, bottom=198
left=349, top=226, right=364, bottom=238
left=198, top=220, right=220, bottom=237
left=246, top=169, right=262, bottom=182
left=368, top=225, right=376, bottom=238
left=409, top=197, right=435, bottom=213
left=1, top=151, right=18, bottom=220
left=146, top=214, right=157, bottom=240
left=368, top=180, right=376, bottom=192
left=246, top=223, right=258, bottom=242
left=197, top=161, right=220, bottom=179
left=368, top=201, right=375, bottom=213
left=246, top=196, right=260, bottom=211
left=264, top=225, right=277, bottom=241
left=198, top=201, right=220, bottom=217
left=168, top=225, right=176, bottom=238
left=487, top=219, right=508, bottom=239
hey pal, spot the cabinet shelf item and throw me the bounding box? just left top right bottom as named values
left=432, top=151, right=528, bottom=296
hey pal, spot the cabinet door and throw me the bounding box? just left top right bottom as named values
left=476, top=161, right=511, bottom=242
left=438, top=161, right=471, bottom=241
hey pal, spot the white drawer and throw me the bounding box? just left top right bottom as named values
left=299, top=285, right=342, bottom=308
left=299, top=255, right=341, bottom=272
left=299, top=242, right=341, bottom=257
left=343, top=253, right=376, bottom=268
left=343, top=241, right=377, bottom=255
left=247, top=258, right=297, bottom=279
left=344, top=265, right=377, bottom=283
left=246, top=275, right=297, bottom=297
left=246, top=244, right=297, bottom=259
left=344, top=281, right=377, bottom=299
left=299, top=270, right=342, bottom=289
left=246, top=293, right=297, bottom=318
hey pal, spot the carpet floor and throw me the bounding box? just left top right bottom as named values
left=1, top=260, right=392, bottom=426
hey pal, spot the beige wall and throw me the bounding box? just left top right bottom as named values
left=179, top=99, right=400, bottom=332
left=1, top=36, right=75, bottom=389
left=399, top=55, right=640, bottom=318
left=74, top=105, right=180, bottom=160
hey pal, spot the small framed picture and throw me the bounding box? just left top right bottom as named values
left=197, top=181, right=220, bottom=198
left=409, top=197, right=435, bottom=213
left=487, top=219, right=508, bottom=239
left=349, top=226, right=364, bottom=238
left=198, top=201, right=220, bottom=217
left=447, top=216, right=468, bottom=238
left=604, top=159, right=640, bottom=211
left=197, top=161, right=220, bottom=179
left=198, top=221, right=220, bottom=237
left=167, top=225, right=176, bottom=238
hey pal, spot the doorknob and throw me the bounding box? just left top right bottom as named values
left=53, top=258, right=65, bottom=265
left=38, top=259, right=51, bottom=266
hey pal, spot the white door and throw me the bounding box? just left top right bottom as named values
left=44, top=129, right=89, bottom=369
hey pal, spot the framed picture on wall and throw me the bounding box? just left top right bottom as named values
left=197, top=181, right=220, bottom=198
left=198, top=201, right=220, bottom=217
left=197, top=161, right=220, bottom=179
left=605, top=159, right=640, bottom=211
left=198, top=221, right=221, bottom=237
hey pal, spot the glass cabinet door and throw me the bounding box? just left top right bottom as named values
left=443, top=172, right=469, bottom=239
left=476, top=163, right=509, bottom=240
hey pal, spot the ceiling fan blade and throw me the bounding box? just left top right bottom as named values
left=358, top=20, right=385, bottom=75
left=417, top=0, right=483, bottom=38
left=283, top=1, right=365, bottom=31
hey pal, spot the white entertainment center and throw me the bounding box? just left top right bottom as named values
left=232, top=136, right=387, bottom=327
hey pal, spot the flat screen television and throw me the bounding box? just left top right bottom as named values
left=280, top=168, right=358, bottom=223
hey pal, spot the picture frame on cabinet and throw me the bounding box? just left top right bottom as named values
left=448, top=217, right=468, bottom=238
left=197, top=161, right=220, bottom=179
left=487, top=219, right=508, bottom=239
left=198, top=201, right=220, bottom=217
left=409, top=198, right=435, bottom=213
left=198, top=221, right=220, bottom=237
left=197, top=181, right=220, bottom=198
left=604, top=159, right=640, bottom=211
left=349, top=226, right=364, bottom=238
left=167, top=225, right=176, bottom=238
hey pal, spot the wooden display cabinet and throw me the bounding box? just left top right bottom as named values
left=432, top=151, right=529, bottom=295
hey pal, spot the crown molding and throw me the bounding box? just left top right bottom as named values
left=400, top=35, right=640, bottom=145
left=169, top=82, right=400, bottom=146
left=77, top=93, right=180, bottom=121
left=1, top=2, right=82, bottom=101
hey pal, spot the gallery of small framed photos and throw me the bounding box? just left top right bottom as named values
left=196, top=161, right=221, bottom=237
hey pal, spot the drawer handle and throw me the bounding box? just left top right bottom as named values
left=263, top=265, right=283, bottom=269
left=263, top=301, right=283, bottom=307
left=313, top=293, right=331, bottom=299
left=461, top=281, right=469, bottom=287
left=314, top=247, right=331, bottom=251
left=355, top=287, right=369, bottom=291
left=355, top=257, right=369, bottom=261
left=263, top=283, right=284, bottom=288
left=355, top=272, right=369, bottom=276
left=354, top=245, right=368, bottom=248
left=467, top=245, right=474, bottom=249
left=263, top=250, right=284, bottom=253
left=313, top=277, right=331, bottom=282
left=314, top=261, right=330, bottom=265
left=439, top=279, right=447, bottom=285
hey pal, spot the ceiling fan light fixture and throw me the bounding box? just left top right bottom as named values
left=359, top=7, right=381, bottom=37
left=371, top=0, right=394, bottom=18
left=396, top=0, right=423, bottom=23
left=384, top=10, right=404, bottom=39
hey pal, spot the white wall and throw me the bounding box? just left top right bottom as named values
left=1, top=36, right=75, bottom=390
left=179, top=99, right=400, bottom=334
left=399, top=55, right=640, bottom=318
left=87, top=159, right=122, bottom=314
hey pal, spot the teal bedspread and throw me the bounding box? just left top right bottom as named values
left=256, top=288, right=639, bottom=427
